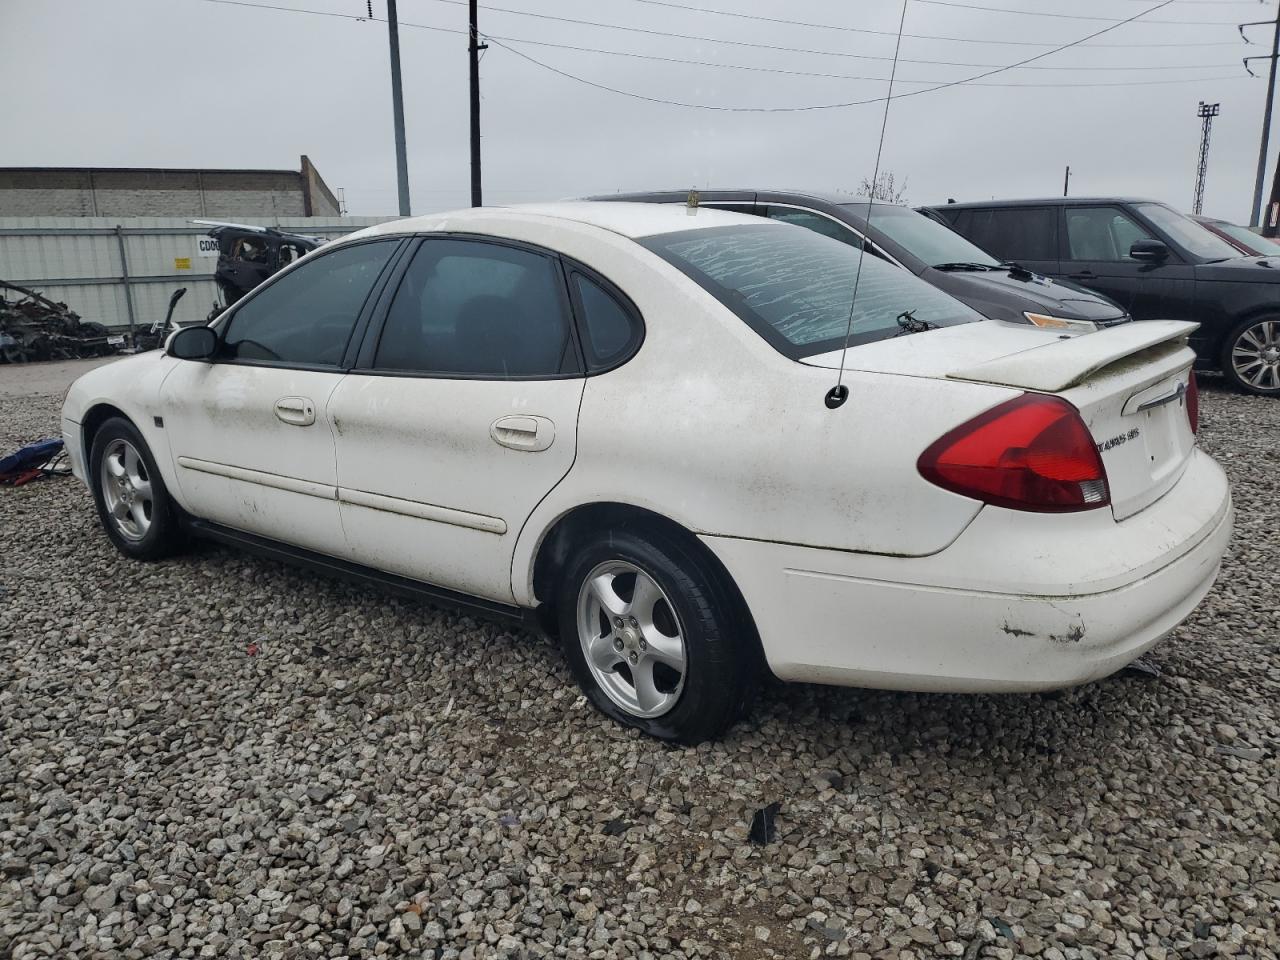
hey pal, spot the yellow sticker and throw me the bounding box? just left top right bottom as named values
left=174, top=257, right=191, bottom=270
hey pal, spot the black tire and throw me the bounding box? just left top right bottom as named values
left=555, top=527, right=758, bottom=744
left=1220, top=316, right=1280, bottom=396
left=88, top=417, right=184, bottom=560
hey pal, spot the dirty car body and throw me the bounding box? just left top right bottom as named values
left=61, top=203, right=1232, bottom=742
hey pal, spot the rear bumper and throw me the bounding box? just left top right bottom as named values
left=703, top=449, right=1232, bottom=692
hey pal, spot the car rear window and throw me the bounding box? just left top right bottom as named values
left=640, top=223, right=981, bottom=358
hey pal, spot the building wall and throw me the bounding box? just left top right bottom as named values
left=0, top=161, right=339, bottom=218
left=0, top=215, right=395, bottom=331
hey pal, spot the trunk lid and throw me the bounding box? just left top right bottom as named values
left=803, top=319, right=1199, bottom=520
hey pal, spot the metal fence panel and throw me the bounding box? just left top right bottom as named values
left=0, top=215, right=394, bottom=331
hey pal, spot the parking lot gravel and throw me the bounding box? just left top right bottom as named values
left=2, top=366, right=1278, bottom=960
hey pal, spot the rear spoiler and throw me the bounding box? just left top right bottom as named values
left=947, top=320, right=1199, bottom=393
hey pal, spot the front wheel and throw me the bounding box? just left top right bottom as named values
left=1221, top=317, right=1280, bottom=395
left=89, top=417, right=184, bottom=560
left=556, top=528, right=757, bottom=744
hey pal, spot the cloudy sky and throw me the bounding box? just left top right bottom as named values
left=1, top=0, right=1274, bottom=222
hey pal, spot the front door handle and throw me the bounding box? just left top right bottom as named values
left=1068, top=270, right=1096, bottom=281
left=274, top=397, right=316, bottom=426
left=491, top=415, right=554, bottom=452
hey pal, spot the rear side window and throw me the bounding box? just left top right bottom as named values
left=221, top=239, right=398, bottom=366
left=570, top=272, right=642, bottom=370
left=956, top=207, right=1057, bottom=261
left=374, top=238, right=578, bottom=377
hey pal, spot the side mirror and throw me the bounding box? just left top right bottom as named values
left=1130, top=239, right=1170, bottom=263
left=167, top=325, right=219, bottom=360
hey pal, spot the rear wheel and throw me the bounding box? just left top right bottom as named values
left=556, top=528, right=757, bottom=744
left=1222, top=317, right=1280, bottom=395
left=89, top=417, right=184, bottom=559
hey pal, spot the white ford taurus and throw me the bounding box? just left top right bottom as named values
left=62, top=203, right=1233, bottom=743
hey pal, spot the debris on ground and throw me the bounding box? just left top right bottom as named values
left=747, top=801, right=781, bottom=845
left=0, top=438, right=67, bottom=486
left=0, top=280, right=123, bottom=364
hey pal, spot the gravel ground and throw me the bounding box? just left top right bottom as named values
left=1, top=371, right=1278, bottom=960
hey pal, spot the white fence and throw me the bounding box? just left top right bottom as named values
left=0, top=216, right=395, bottom=332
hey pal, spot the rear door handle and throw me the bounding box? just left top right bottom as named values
left=274, top=397, right=316, bottom=426
left=1068, top=271, right=1096, bottom=281
left=491, top=415, right=554, bottom=452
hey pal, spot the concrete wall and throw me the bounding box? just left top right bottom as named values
left=0, top=159, right=341, bottom=219
left=0, top=216, right=395, bottom=332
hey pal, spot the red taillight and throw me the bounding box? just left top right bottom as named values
left=918, top=395, right=1110, bottom=512
left=1186, top=370, right=1199, bottom=435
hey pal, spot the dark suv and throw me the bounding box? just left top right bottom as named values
left=925, top=197, right=1280, bottom=395
left=593, top=190, right=1129, bottom=330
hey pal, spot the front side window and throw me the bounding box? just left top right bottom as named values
left=763, top=207, right=862, bottom=248
left=1135, top=203, right=1240, bottom=261
left=961, top=207, right=1057, bottom=261
left=1065, top=207, right=1153, bottom=262
left=374, top=238, right=577, bottom=377
left=641, top=224, right=981, bottom=359
left=221, top=239, right=398, bottom=366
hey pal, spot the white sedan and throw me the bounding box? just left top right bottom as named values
left=62, top=203, right=1232, bottom=743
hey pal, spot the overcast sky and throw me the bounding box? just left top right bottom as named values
left=1, top=0, right=1274, bottom=222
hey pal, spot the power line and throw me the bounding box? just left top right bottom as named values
left=181, top=0, right=1249, bottom=86
left=482, top=0, right=1191, bottom=112
left=598, top=0, right=1249, bottom=47
left=419, top=0, right=1240, bottom=70
left=493, top=35, right=1245, bottom=86
left=913, top=0, right=1237, bottom=25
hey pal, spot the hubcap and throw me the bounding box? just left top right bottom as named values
left=99, top=438, right=153, bottom=541
left=1232, top=320, right=1280, bottom=390
left=576, top=560, right=687, bottom=719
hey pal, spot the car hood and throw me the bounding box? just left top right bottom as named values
left=1195, top=256, right=1280, bottom=283
left=922, top=265, right=1128, bottom=322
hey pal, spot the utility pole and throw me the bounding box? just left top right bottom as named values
left=469, top=0, right=487, bottom=207
left=386, top=0, right=411, bottom=216
left=1063, top=165, right=1071, bottom=197
left=1193, top=102, right=1220, bottom=215
left=1244, top=2, right=1280, bottom=227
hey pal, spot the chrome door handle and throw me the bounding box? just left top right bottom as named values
left=274, top=397, right=316, bottom=426
left=491, top=415, right=554, bottom=451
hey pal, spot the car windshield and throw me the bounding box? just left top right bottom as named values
left=640, top=223, right=982, bottom=358
left=843, top=202, right=1000, bottom=268
left=1214, top=221, right=1280, bottom=256
left=1136, top=203, right=1241, bottom=261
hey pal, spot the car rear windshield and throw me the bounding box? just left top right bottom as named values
left=843, top=202, right=1000, bottom=268
left=639, top=223, right=981, bottom=358
left=1136, top=203, right=1240, bottom=261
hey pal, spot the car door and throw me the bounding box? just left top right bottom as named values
left=159, top=237, right=403, bottom=555
left=1059, top=204, right=1197, bottom=322
left=328, top=235, right=604, bottom=603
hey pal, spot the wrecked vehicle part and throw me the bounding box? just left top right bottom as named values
left=0, top=280, right=123, bottom=363
left=194, top=222, right=323, bottom=311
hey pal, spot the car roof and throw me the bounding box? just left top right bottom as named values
left=594, top=188, right=892, bottom=207
left=350, top=201, right=778, bottom=241
left=931, top=197, right=1161, bottom=210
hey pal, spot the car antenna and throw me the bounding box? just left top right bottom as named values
left=826, top=0, right=909, bottom=411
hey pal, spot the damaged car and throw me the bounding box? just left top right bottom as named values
left=62, top=203, right=1232, bottom=743
left=194, top=220, right=324, bottom=310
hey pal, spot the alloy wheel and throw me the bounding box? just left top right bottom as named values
left=576, top=560, right=687, bottom=719
left=1231, top=319, right=1280, bottom=391
left=100, top=438, right=153, bottom=541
